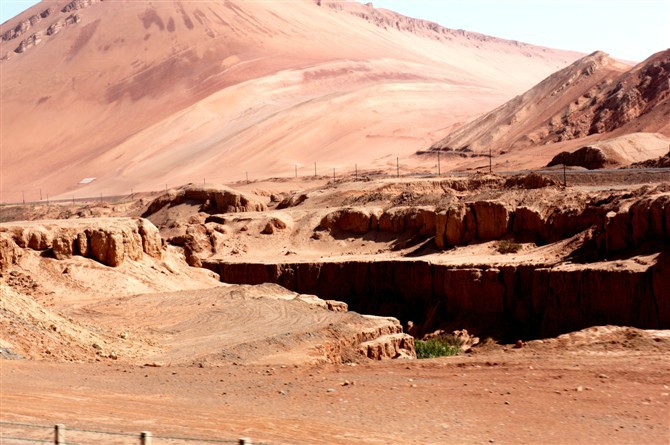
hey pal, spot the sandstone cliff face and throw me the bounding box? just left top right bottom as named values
left=316, top=191, right=670, bottom=256
left=0, top=218, right=162, bottom=269
left=143, top=185, right=267, bottom=218
left=203, top=258, right=670, bottom=340
left=319, top=206, right=436, bottom=237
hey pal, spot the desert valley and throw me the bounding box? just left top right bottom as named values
left=1, top=1, right=669, bottom=444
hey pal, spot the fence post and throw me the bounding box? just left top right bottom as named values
left=239, top=438, right=252, bottom=445
left=54, top=424, right=65, bottom=445
left=22, top=191, right=25, bottom=204
left=140, top=431, right=152, bottom=445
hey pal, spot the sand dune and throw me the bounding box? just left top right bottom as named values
left=0, top=0, right=580, bottom=202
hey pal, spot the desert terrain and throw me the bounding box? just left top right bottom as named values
left=2, top=169, right=669, bottom=444
left=2, top=0, right=670, bottom=444
left=0, top=0, right=581, bottom=203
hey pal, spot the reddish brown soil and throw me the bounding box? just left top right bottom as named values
left=2, top=341, right=668, bottom=445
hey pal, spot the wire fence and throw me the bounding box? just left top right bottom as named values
left=1, top=153, right=669, bottom=206
left=0, top=421, right=270, bottom=445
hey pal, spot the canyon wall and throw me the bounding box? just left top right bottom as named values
left=203, top=258, right=669, bottom=340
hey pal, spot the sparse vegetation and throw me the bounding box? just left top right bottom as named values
left=496, top=239, right=522, bottom=254
left=415, top=334, right=463, bottom=359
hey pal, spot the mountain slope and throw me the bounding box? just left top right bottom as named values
left=0, top=0, right=580, bottom=202
left=429, top=49, right=670, bottom=156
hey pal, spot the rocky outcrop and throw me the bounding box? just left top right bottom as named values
left=203, top=257, right=670, bottom=340
left=321, top=315, right=415, bottom=361
left=318, top=206, right=435, bottom=236
left=504, top=173, right=559, bottom=189
left=261, top=218, right=288, bottom=235
left=143, top=184, right=266, bottom=218
left=0, top=218, right=162, bottom=269
left=471, top=201, right=510, bottom=240
left=548, top=146, right=612, bottom=170
left=631, top=151, right=670, bottom=168
left=1, top=7, right=53, bottom=42
left=14, top=33, right=43, bottom=54
left=46, top=14, right=81, bottom=36
left=0, top=236, right=22, bottom=272
left=317, top=191, right=670, bottom=255
left=319, top=208, right=380, bottom=234
left=61, top=0, right=102, bottom=13
left=435, top=201, right=511, bottom=248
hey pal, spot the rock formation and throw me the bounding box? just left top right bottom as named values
left=0, top=218, right=162, bottom=269
left=143, top=185, right=266, bottom=218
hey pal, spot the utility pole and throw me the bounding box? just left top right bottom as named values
left=22, top=191, right=25, bottom=204
left=40, top=188, right=43, bottom=201
left=246, top=172, right=249, bottom=183
left=295, top=164, right=298, bottom=178
left=314, top=162, right=317, bottom=177
left=355, top=164, right=358, bottom=179
left=396, top=157, right=400, bottom=178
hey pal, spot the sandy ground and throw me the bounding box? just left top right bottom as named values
left=2, top=339, right=669, bottom=445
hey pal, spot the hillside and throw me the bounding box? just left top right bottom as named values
left=0, top=0, right=580, bottom=202
left=428, top=49, right=670, bottom=168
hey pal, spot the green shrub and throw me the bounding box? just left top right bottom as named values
left=496, top=239, right=522, bottom=254
left=415, top=335, right=462, bottom=359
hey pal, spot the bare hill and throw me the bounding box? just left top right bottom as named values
left=429, top=51, right=629, bottom=152
left=429, top=49, right=670, bottom=157
left=0, top=0, right=580, bottom=202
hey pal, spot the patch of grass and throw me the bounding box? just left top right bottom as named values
left=415, top=334, right=463, bottom=359
left=496, top=239, right=522, bottom=254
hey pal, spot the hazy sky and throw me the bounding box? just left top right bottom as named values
left=1, top=0, right=668, bottom=61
